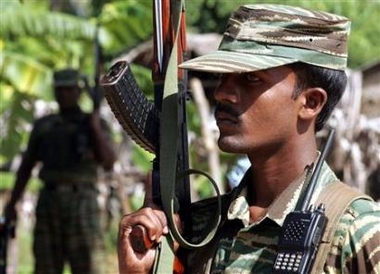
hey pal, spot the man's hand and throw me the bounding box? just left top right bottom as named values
left=89, top=109, right=102, bottom=131
left=88, top=109, right=116, bottom=170
left=118, top=172, right=169, bottom=273
left=118, top=206, right=169, bottom=273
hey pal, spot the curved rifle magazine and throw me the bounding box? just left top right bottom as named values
left=101, top=61, right=159, bottom=154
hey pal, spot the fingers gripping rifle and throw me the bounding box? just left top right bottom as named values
left=101, top=0, right=221, bottom=272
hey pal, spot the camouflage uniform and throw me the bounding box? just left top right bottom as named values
left=24, top=95, right=107, bottom=272
left=183, top=163, right=380, bottom=273
left=178, top=4, right=380, bottom=274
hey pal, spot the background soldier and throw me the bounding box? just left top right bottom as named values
left=4, top=69, right=116, bottom=274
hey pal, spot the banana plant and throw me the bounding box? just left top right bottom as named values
left=0, top=0, right=153, bottom=161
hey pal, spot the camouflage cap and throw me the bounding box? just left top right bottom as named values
left=180, top=4, right=350, bottom=72
left=53, top=68, right=81, bottom=87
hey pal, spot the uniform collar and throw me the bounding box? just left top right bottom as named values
left=227, top=153, right=338, bottom=227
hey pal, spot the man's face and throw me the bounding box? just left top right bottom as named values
left=213, top=65, right=301, bottom=156
left=54, top=86, right=80, bottom=108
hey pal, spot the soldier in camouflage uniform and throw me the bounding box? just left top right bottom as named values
left=118, top=4, right=380, bottom=274
left=4, top=69, right=116, bottom=274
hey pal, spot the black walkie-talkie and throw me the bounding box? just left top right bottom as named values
left=273, top=129, right=335, bottom=274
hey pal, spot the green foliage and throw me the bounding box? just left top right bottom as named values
left=1, top=0, right=379, bottom=170
left=100, top=0, right=153, bottom=55
left=130, top=64, right=154, bottom=99
left=1, top=5, right=96, bottom=41
left=186, top=0, right=238, bottom=33
left=344, top=2, right=380, bottom=68
left=1, top=51, right=52, bottom=97
left=0, top=172, right=42, bottom=192
left=0, top=0, right=154, bottom=161
left=131, top=145, right=155, bottom=173
left=0, top=92, right=36, bottom=158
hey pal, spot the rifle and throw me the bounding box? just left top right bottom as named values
left=83, top=22, right=103, bottom=111
left=81, top=22, right=103, bottom=111
left=0, top=216, right=15, bottom=274
left=101, top=0, right=221, bottom=272
left=102, top=0, right=190, bottom=232
left=91, top=22, right=103, bottom=111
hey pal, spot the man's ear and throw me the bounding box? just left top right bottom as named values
left=298, top=88, right=327, bottom=120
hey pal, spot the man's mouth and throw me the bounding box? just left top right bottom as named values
left=215, top=112, right=237, bottom=124
left=215, top=104, right=239, bottom=125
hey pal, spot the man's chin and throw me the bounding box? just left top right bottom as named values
left=218, top=138, right=244, bottom=154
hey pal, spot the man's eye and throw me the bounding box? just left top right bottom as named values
left=245, top=73, right=260, bottom=82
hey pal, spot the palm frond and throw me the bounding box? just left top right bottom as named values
left=1, top=4, right=97, bottom=41
left=100, top=0, right=153, bottom=53
left=0, top=50, right=52, bottom=98
left=0, top=91, right=36, bottom=159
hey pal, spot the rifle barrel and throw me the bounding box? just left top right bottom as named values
left=300, top=129, right=335, bottom=211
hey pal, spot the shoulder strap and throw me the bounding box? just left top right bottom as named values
left=311, top=181, right=372, bottom=273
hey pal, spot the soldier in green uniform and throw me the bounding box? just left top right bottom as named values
left=4, top=69, right=116, bottom=274
left=117, top=4, right=380, bottom=274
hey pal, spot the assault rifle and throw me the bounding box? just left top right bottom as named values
left=102, top=0, right=190, bottom=235
left=0, top=216, right=15, bottom=274
left=83, top=22, right=103, bottom=111
left=102, top=0, right=221, bottom=272
left=102, top=0, right=190, bottom=253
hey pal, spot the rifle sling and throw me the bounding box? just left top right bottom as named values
left=154, top=0, right=221, bottom=273
left=311, top=180, right=372, bottom=273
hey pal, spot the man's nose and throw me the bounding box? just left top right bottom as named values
left=213, top=75, right=238, bottom=104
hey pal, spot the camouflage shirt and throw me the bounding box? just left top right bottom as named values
left=183, top=163, right=380, bottom=273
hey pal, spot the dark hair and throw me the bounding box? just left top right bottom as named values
left=289, top=62, right=347, bottom=132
